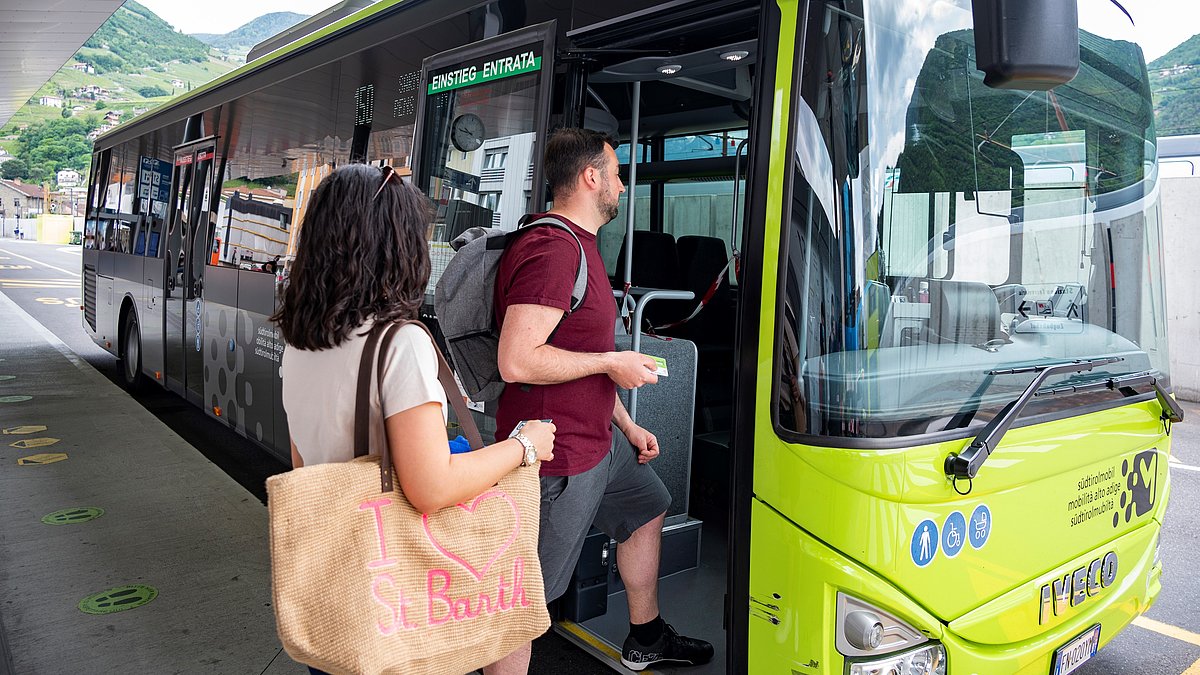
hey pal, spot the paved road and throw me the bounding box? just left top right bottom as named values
left=3, top=237, right=1198, bottom=674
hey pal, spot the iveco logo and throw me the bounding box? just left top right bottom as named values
left=1039, top=552, right=1118, bottom=624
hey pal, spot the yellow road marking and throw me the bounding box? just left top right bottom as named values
left=1134, top=616, right=1200, bottom=647
left=0, top=248, right=80, bottom=277
left=1184, top=656, right=1200, bottom=675
left=10, top=437, right=60, bottom=449
left=16, top=452, right=68, bottom=466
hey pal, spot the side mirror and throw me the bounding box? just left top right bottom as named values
left=972, top=0, right=1079, bottom=90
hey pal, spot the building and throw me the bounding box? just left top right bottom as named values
left=73, top=84, right=108, bottom=100
left=57, top=169, right=82, bottom=188
left=0, top=179, right=46, bottom=217
left=70, top=62, right=96, bottom=74
left=171, top=79, right=185, bottom=89
left=103, top=110, right=123, bottom=125
left=38, top=95, right=64, bottom=108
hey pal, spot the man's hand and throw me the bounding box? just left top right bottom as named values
left=606, top=351, right=659, bottom=389
left=625, top=424, right=660, bottom=464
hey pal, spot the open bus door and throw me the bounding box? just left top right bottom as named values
left=163, top=142, right=218, bottom=405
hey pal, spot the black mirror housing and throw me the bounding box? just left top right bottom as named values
left=972, top=0, right=1080, bottom=90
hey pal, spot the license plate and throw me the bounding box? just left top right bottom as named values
left=1051, top=624, right=1101, bottom=675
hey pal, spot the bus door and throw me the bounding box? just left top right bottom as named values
left=412, top=21, right=556, bottom=249
left=164, top=142, right=217, bottom=404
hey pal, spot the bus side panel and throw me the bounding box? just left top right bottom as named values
left=113, top=252, right=142, bottom=345
left=235, top=269, right=282, bottom=456
left=201, top=264, right=238, bottom=420
left=141, top=254, right=165, bottom=381
left=95, top=252, right=117, bottom=354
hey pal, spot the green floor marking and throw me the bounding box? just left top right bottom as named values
left=0, top=395, right=32, bottom=403
left=78, top=585, right=157, bottom=615
left=2, top=425, right=46, bottom=435
left=42, top=507, right=104, bottom=525
left=0, top=375, right=15, bottom=381
left=10, top=437, right=59, bottom=449
left=17, top=452, right=67, bottom=466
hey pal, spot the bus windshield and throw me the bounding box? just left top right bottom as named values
left=775, top=0, right=1169, bottom=441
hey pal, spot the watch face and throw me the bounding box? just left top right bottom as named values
left=451, top=113, right=485, bottom=152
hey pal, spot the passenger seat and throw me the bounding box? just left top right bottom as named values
left=614, top=230, right=688, bottom=328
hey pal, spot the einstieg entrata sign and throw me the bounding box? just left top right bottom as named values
left=428, top=45, right=542, bottom=95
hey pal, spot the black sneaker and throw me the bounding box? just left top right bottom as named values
left=620, top=622, right=714, bottom=671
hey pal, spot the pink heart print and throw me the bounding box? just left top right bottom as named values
left=422, top=490, right=521, bottom=581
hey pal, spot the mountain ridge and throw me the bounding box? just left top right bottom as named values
left=191, top=12, right=310, bottom=52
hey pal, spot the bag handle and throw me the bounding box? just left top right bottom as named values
left=354, top=320, right=487, bottom=493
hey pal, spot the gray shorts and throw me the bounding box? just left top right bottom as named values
left=538, top=430, right=672, bottom=603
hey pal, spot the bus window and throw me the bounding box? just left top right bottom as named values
left=112, top=147, right=139, bottom=254
left=216, top=159, right=295, bottom=273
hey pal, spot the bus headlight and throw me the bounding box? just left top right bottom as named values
left=848, top=642, right=947, bottom=675
left=836, top=593, right=928, bottom=657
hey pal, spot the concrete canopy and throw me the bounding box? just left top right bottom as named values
left=0, top=0, right=126, bottom=129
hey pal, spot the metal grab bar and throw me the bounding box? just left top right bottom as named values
left=627, top=289, right=694, bottom=421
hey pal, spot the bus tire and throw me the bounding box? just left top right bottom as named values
left=119, top=310, right=145, bottom=392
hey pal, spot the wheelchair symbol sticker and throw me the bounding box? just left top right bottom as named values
left=970, top=504, right=991, bottom=549
left=941, top=511, right=966, bottom=558
left=910, top=519, right=939, bottom=567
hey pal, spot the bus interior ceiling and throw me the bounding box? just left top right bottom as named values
left=556, top=11, right=760, bottom=670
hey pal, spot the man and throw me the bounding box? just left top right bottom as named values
left=485, top=128, right=714, bottom=673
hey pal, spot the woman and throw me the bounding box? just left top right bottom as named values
left=272, top=164, right=554, bottom=673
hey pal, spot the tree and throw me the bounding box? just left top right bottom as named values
left=137, top=85, right=169, bottom=98
left=61, top=107, right=72, bottom=118
left=1, top=159, right=29, bottom=180
left=95, top=100, right=107, bottom=110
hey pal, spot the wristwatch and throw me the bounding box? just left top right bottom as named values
left=509, top=421, right=538, bottom=467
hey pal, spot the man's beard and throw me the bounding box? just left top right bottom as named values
left=600, top=194, right=620, bottom=224
left=599, top=177, right=620, bottom=223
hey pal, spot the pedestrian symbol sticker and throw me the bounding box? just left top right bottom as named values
left=42, top=507, right=105, bottom=525
left=941, top=511, right=966, bottom=558
left=2, top=425, right=46, bottom=435
left=79, top=585, right=158, bottom=615
left=911, top=519, right=938, bottom=567
left=970, top=504, right=991, bottom=549
left=17, top=453, right=68, bottom=466
left=10, top=437, right=59, bottom=449
left=0, top=395, right=32, bottom=403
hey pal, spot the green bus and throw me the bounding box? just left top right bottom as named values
left=82, top=0, right=1178, bottom=672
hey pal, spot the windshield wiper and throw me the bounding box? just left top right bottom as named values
left=1037, top=370, right=1185, bottom=424
left=944, top=357, right=1123, bottom=480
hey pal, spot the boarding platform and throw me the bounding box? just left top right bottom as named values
left=0, top=292, right=302, bottom=674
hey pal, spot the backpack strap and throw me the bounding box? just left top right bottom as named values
left=512, top=213, right=588, bottom=314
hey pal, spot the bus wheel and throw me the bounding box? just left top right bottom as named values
left=119, top=311, right=144, bottom=391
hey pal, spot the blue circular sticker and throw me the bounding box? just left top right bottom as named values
left=969, top=504, right=992, bottom=549
left=941, top=511, right=967, bottom=558
left=911, top=519, right=939, bottom=567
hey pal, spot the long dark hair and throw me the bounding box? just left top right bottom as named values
left=272, top=164, right=431, bottom=350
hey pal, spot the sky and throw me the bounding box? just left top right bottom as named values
left=137, top=0, right=351, bottom=35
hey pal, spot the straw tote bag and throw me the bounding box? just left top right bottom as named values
left=267, top=321, right=549, bottom=675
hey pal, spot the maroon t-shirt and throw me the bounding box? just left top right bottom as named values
left=494, top=214, right=616, bottom=476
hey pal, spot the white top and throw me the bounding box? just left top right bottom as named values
left=281, top=322, right=447, bottom=466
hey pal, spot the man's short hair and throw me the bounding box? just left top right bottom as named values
left=543, top=127, right=617, bottom=201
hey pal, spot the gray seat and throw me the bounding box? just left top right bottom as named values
left=928, top=279, right=1003, bottom=345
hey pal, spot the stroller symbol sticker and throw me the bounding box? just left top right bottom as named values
left=942, top=511, right=966, bottom=558
left=969, top=504, right=991, bottom=549
left=910, top=519, right=939, bottom=567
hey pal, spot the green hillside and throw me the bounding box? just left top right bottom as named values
left=192, top=12, right=309, bottom=52
left=1149, top=33, right=1200, bottom=137
left=85, top=1, right=210, bottom=69
left=0, top=1, right=237, bottom=185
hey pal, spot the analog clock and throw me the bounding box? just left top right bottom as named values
left=450, top=113, right=485, bottom=152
